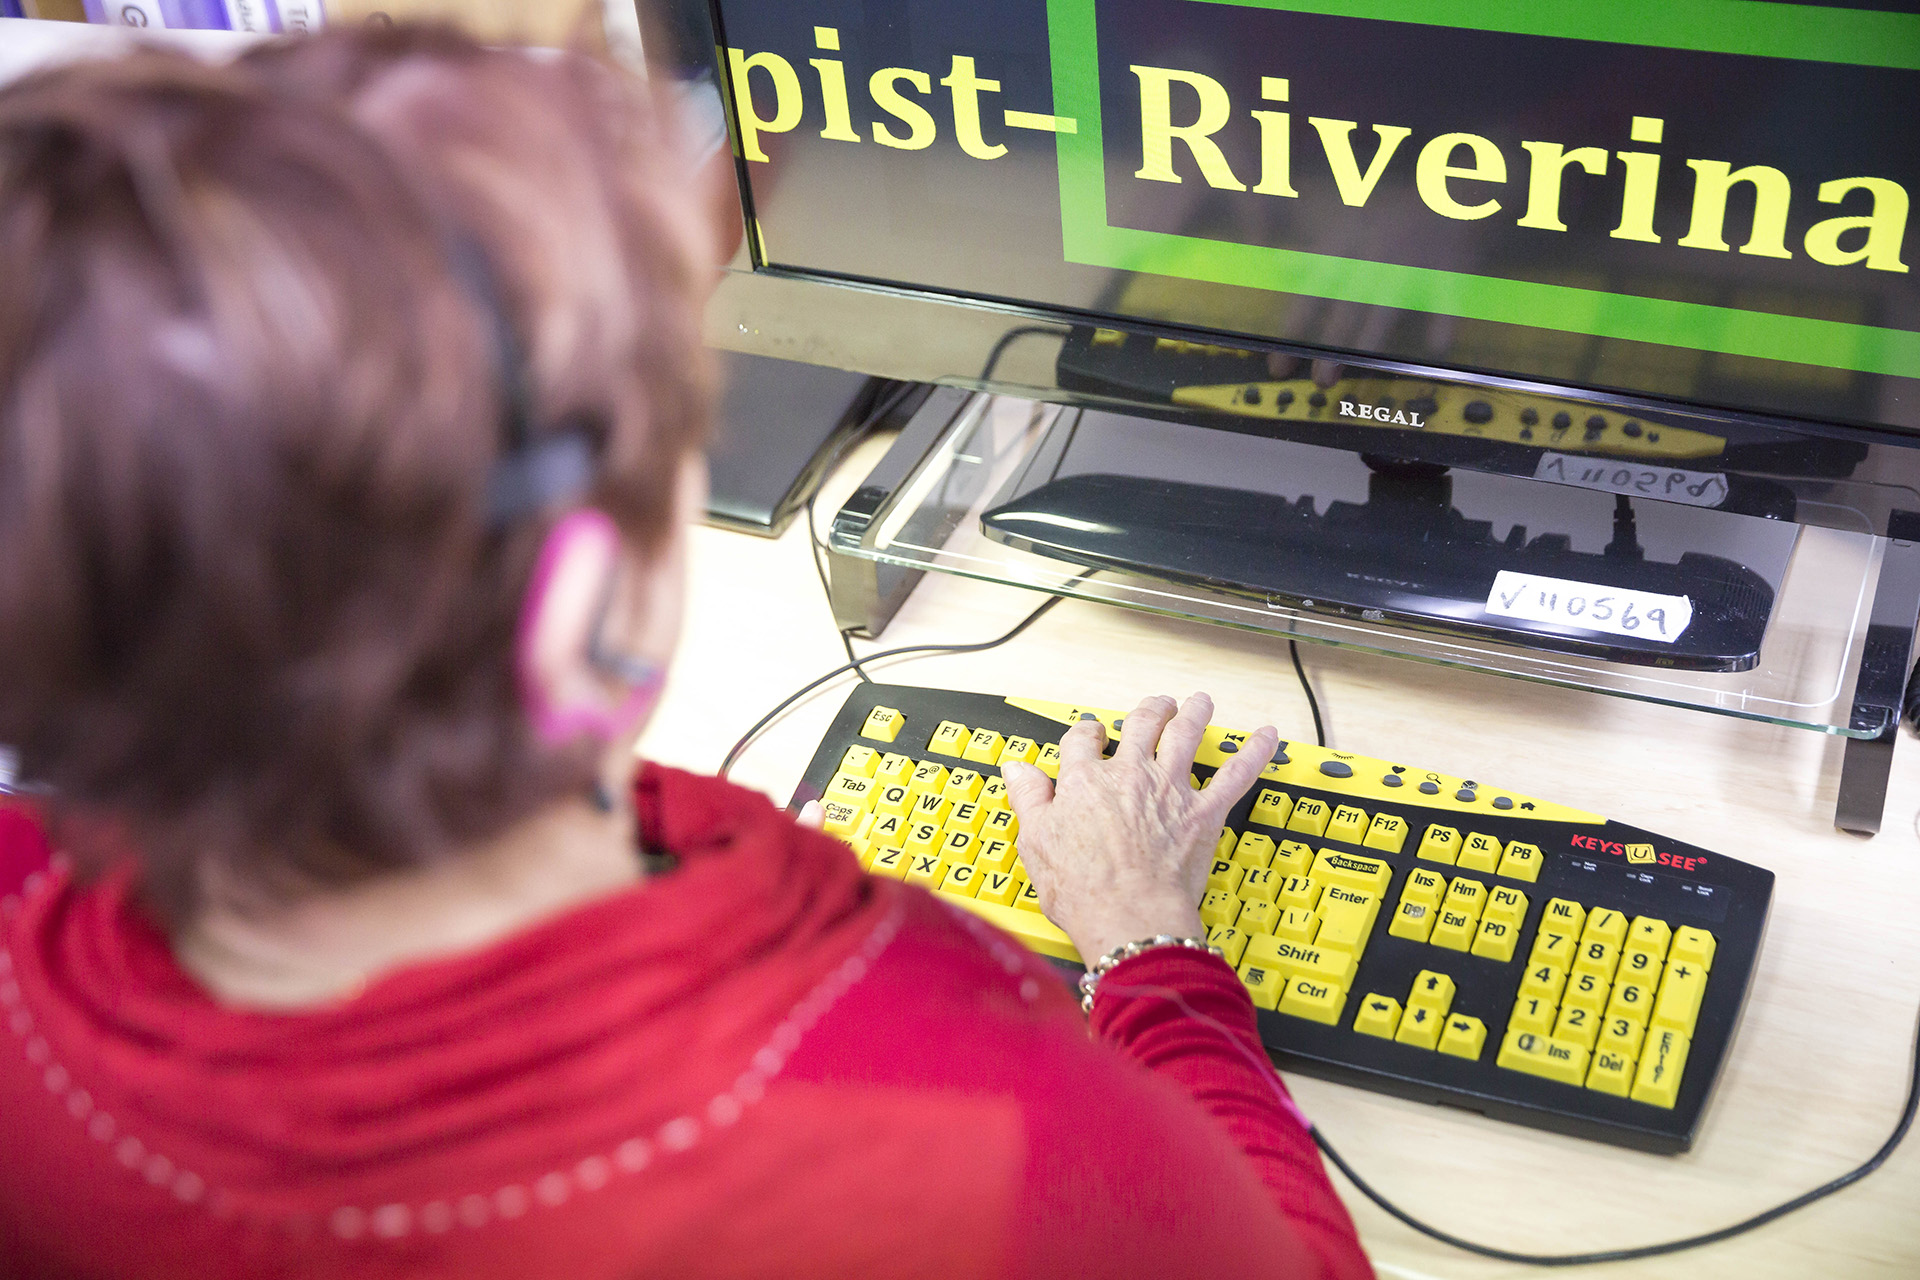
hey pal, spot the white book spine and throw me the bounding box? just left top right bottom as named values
left=222, top=0, right=273, bottom=31
left=105, top=0, right=169, bottom=26
left=273, top=0, right=322, bottom=32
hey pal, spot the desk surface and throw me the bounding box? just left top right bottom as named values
left=639, top=433, right=1920, bottom=1280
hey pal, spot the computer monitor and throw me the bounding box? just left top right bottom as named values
left=656, top=0, right=1915, bottom=446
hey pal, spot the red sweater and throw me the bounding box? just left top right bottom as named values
left=0, top=771, right=1370, bottom=1279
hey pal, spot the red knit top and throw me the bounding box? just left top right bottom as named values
left=0, top=769, right=1371, bottom=1279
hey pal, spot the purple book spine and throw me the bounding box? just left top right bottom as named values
left=162, top=0, right=231, bottom=26
left=1, top=0, right=25, bottom=20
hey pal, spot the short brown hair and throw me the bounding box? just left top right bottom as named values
left=0, top=27, right=715, bottom=921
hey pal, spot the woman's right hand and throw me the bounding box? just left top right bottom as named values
left=1002, top=694, right=1279, bottom=966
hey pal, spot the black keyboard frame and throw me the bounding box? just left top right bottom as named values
left=791, top=683, right=1774, bottom=1153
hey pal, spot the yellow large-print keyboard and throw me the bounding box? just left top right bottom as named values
left=790, top=684, right=1773, bottom=1153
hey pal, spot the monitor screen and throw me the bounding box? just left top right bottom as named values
left=689, top=0, right=1918, bottom=433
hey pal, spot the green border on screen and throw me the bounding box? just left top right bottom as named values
left=1044, top=0, right=1920, bottom=376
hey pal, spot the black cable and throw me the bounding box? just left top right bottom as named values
left=977, top=324, right=1069, bottom=384
left=1314, top=991, right=1919, bottom=1264
left=1288, top=637, right=1325, bottom=748
left=719, top=572, right=1095, bottom=778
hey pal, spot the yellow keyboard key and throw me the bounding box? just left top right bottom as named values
left=1273, top=840, right=1316, bottom=877
left=945, top=801, right=985, bottom=837
left=981, top=808, right=1018, bottom=841
left=1287, top=797, right=1332, bottom=837
left=1244, top=935, right=1358, bottom=989
left=1457, top=832, right=1504, bottom=874
left=1016, top=880, right=1043, bottom=912
left=1498, top=1028, right=1589, bottom=1086
left=860, top=706, right=906, bottom=743
left=1562, top=970, right=1610, bottom=1017
left=939, top=830, right=977, bottom=867
left=911, top=792, right=953, bottom=827
left=1530, top=927, right=1579, bottom=969
left=838, top=745, right=882, bottom=778
left=869, top=846, right=908, bottom=879
left=928, top=721, right=970, bottom=756
left=1627, top=916, right=1672, bottom=961
left=1542, top=898, right=1587, bottom=934
left=973, top=837, right=1015, bottom=873
left=903, top=852, right=946, bottom=887
left=1250, top=788, right=1293, bottom=827
left=1652, top=959, right=1708, bottom=1035
left=1326, top=805, right=1369, bottom=844
left=1617, top=945, right=1662, bottom=986
left=1309, top=849, right=1392, bottom=896
left=908, top=760, right=947, bottom=799
left=1238, top=964, right=1285, bottom=1010
left=1438, top=1013, right=1487, bottom=1060
left=1607, top=976, right=1657, bottom=1026
left=1554, top=1003, right=1601, bottom=1050
left=820, top=801, right=864, bottom=840
left=998, top=736, right=1039, bottom=766
left=1279, top=976, right=1346, bottom=1025
left=1406, top=969, right=1455, bottom=1019
left=942, top=769, right=985, bottom=803
left=1277, top=875, right=1321, bottom=910
left=1237, top=900, right=1280, bottom=935
left=1430, top=907, right=1477, bottom=951
left=1200, top=890, right=1242, bottom=929
left=1497, top=841, right=1542, bottom=881
left=1315, top=887, right=1379, bottom=957
left=1483, top=885, right=1528, bottom=928
left=1441, top=877, right=1487, bottom=922
left=1598, top=1013, right=1646, bottom=1060
left=1354, top=994, right=1402, bottom=1039
left=1402, top=867, right=1447, bottom=906
left=1233, top=831, right=1277, bottom=870
left=975, top=868, right=1021, bottom=905
left=822, top=772, right=878, bottom=809
left=1671, top=926, right=1717, bottom=971
left=1241, top=868, right=1284, bottom=903
left=1586, top=1048, right=1635, bottom=1097
left=939, top=862, right=982, bottom=897
left=1632, top=1029, right=1691, bottom=1108
left=1395, top=1002, right=1444, bottom=1049
left=1387, top=899, right=1436, bottom=942
left=866, top=812, right=906, bottom=852
left=903, top=820, right=942, bottom=858
left=1582, top=907, right=1629, bottom=949
left=1206, top=924, right=1251, bottom=966
left=1215, top=828, right=1239, bottom=860
left=1417, top=824, right=1461, bottom=865
left=978, top=776, right=1008, bottom=809
left=873, top=783, right=912, bottom=818
left=1520, top=960, right=1569, bottom=1003
left=1275, top=906, right=1319, bottom=943
left=1207, top=859, right=1245, bottom=895
left=1571, top=938, right=1621, bottom=984
left=1470, top=917, right=1520, bottom=962
left=942, top=894, right=1078, bottom=962
left=1035, top=743, right=1061, bottom=778
left=875, top=752, right=915, bottom=784
left=1363, top=812, right=1409, bottom=854
left=963, top=728, right=1005, bottom=763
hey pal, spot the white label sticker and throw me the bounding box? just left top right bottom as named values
left=1485, top=571, right=1693, bottom=643
left=1533, top=453, right=1728, bottom=508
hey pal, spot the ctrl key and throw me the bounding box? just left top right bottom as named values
left=1497, top=1028, right=1589, bottom=1086
left=1631, top=1030, right=1691, bottom=1108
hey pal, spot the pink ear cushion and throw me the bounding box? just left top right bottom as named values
left=515, top=509, right=663, bottom=747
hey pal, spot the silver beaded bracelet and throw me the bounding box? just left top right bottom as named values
left=1078, top=934, right=1223, bottom=1013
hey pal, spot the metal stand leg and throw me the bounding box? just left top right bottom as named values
left=1835, top=539, right=1920, bottom=835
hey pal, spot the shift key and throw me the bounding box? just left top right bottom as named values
left=1245, top=934, right=1357, bottom=989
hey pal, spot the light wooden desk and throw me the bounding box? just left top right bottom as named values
left=640, top=434, right=1920, bottom=1280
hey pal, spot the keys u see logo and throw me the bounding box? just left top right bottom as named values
left=1569, top=834, right=1706, bottom=872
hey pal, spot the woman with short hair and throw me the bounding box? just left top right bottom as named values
left=0, top=28, right=1370, bottom=1279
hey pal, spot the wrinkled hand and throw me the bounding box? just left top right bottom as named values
left=1003, top=694, right=1279, bottom=966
